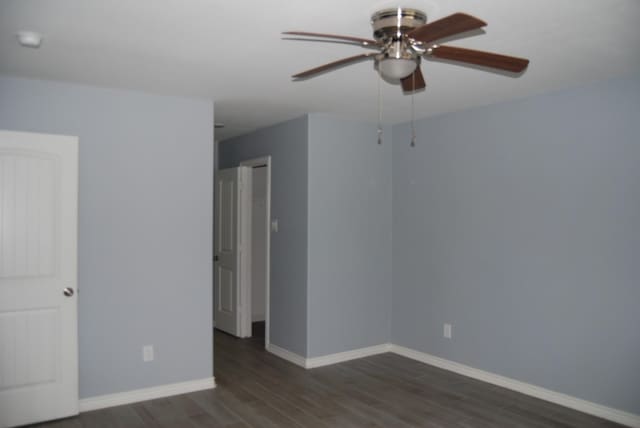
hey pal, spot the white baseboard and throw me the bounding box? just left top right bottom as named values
left=267, top=342, right=392, bottom=369
left=306, top=344, right=391, bottom=368
left=389, top=345, right=640, bottom=428
left=266, top=343, right=307, bottom=368
left=256, top=341, right=640, bottom=427
left=79, top=377, right=216, bottom=412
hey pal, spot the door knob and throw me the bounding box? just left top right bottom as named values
left=214, top=255, right=219, bottom=262
left=63, top=287, right=74, bottom=297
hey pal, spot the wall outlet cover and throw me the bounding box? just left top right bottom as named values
left=444, top=324, right=452, bottom=339
left=143, top=345, right=154, bottom=362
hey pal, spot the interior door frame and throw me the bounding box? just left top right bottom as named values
left=239, top=156, right=271, bottom=348
left=238, top=166, right=252, bottom=338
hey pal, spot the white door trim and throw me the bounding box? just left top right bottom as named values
left=240, top=156, right=271, bottom=348
left=238, top=166, right=252, bottom=338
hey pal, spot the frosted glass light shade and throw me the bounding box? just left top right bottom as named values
left=378, top=58, right=417, bottom=80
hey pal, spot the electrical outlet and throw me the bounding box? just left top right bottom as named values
left=443, top=323, right=452, bottom=339
left=143, top=345, right=154, bottom=362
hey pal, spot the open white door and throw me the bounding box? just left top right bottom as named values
left=0, top=130, right=79, bottom=427
left=214, top=167, right=251, bottom=337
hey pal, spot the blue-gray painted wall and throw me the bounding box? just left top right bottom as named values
left=0, top=76, right=214, bottom=398
left=220, top=114, right=393, bottom=358
left=6, top=71, right=636, bottom=415
left=219, top=116, right=309, bottom=356
left=307, top=113, right=392, bottom=357
left=391, top=75, right=640, bottom=414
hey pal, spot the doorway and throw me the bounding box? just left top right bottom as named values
left=239, top=156, right=271, bottom=348
left=213, top=156, right=271, bottom=348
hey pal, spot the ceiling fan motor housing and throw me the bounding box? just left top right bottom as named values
left=371, top=7, right=426, bottom=73
left=371, top=8, right=427, bottom=42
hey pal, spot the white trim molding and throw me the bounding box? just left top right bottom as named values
left=306, top=344, right=392, bottom=369
left=79, top=377, right=216, bottom=412
left=267, top=343, right=392, bottom=369
left=239, top=156, right=272, bottom=349
left=266, top=343, right=307, bottom=368
left=389, top=345, right=640, bottom=428
left=261, top=342, right=640, bottom=427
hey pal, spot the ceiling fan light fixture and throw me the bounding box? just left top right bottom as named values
left=378, top=58, right=417, bottom=80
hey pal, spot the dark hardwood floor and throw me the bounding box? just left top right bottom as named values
left=33, top=329, right=624, bottom=427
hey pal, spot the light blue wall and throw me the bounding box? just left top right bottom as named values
left=220, top=114, right=392, bottom=358
left=307, top=114, right=392, bottom=357
left=0, top=76, right=214, bottom=398
left=219, top=116, right=309, bottom=356
left=391, top=75, right=640, bottom=414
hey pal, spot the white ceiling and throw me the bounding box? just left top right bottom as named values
left=1, top=0, right=639, bottom=140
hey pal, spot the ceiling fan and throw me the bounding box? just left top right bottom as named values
left=284, top=8, right=530, bottom=93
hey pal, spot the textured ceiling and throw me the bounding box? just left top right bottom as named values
left=1, top=0, right=640, bottom=140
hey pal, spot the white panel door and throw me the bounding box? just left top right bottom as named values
left=214, top=168, right=239, bottom=336
left=214, top=167, right=249, bottom=337
left=0, top=130, right=79, bottom=427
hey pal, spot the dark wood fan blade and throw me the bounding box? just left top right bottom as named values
left=407, top=13, right=486, bottom=44
left=283, top=31, right=378, bottom=46
left=430, top=45, right=529, bottom=72
left=401, top=67, right=426, bottom=93
left=292, top=53, right=375, bottom=79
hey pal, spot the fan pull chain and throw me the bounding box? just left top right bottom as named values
left=377, top=71, right=383, bottom=145
left=410, top=72, right=416, bottom=147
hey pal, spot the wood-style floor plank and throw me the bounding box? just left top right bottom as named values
left=31, top=329, right=625, bottom=427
